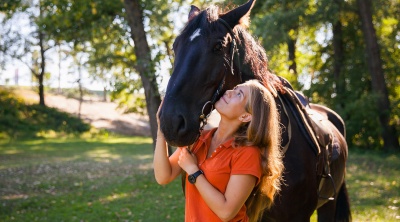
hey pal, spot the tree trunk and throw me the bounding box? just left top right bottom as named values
left=38, top=29, right=46, bottom=107
left=287, top=37, right=297, bottom=76
left=357, top=0, right=399, bottom=150
left=78, top=67, right=83, bottom=119
left=103, top=87, right=107, bottom=102
left=332, top=20, right=345, bottom=110
left=124, top=0, right=162, bottom=147
left=58, top=44, right=62, bottom=94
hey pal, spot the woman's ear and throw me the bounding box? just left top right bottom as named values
left=239, top=113, right=252, bottom=123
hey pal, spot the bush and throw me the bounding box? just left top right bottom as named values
left=0, top=88, right=91, bottom=139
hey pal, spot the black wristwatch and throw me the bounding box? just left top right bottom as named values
left=188, top=170, right=204, bottom=184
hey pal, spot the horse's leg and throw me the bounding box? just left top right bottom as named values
left=317, top=125, right=351, bottom=222
left=317, top=182, right=351, bottom=222
left=317, top=197, right=337, bottom=222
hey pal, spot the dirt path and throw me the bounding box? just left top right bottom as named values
left=16, top=89, right=151, bottom=137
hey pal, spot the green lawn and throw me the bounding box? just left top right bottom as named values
left=0, top=136, right=184, bottom=222
left=1, top=136, right=399, bottom=221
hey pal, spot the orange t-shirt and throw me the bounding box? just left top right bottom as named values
left=184, top=128, right=262, bottom=222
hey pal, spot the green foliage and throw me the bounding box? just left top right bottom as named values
left=0, top=0, right=25, bottom=16
left=0, top=88, right=90, bottom=139
left=2, top=0, right=398, bottom=150
left=40, top=0, right=125, bottom=43
left=344, top=93, right=382, bottom=149
left=122, top=94, right=147, bottom=115
left=249, top=0, right=399, bottom=150
left=110, top=80, right=146, bottom=115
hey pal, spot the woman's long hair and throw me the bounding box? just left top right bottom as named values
left=233, top=80, right=284, bottom=222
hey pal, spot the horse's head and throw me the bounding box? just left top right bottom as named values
left=159, top=0, right=258, bottom=146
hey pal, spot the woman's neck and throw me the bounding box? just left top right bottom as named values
left=213, top=120, right=240, bottom=145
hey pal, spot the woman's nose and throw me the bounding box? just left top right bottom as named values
left=225, top=90, right=233, bottom=97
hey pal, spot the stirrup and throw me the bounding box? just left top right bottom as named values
left=317, top=173, right=336, bottom=201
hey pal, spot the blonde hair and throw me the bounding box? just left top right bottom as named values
left=233, top=80, right=284, bottom=222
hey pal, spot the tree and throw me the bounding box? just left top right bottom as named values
left=38, top=0, right=179, bottom=146
left=245, top=0, right=310, bottom=89
left=123, top=0, right=162, bottom=146
left=357, top=0, right=399, bottom=150
left=1, top=0, right=54, bottom=106
left=247, top=0, right=399, bottom=150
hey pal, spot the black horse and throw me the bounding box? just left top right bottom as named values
left=159, top=0, right=351, bottom=221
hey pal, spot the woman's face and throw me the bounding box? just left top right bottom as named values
left=215, top=84, right=250, bottom=120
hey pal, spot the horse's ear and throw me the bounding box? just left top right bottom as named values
left=188, top=5, right=200, bottom=21
left=220, top=0, right=255, bottom=28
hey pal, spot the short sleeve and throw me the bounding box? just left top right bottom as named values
left=231, top=146, right=262, bottom=185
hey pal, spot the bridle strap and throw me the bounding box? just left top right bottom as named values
left=210, top=75, right=226, bottom=104
left=198, top=18, right=242, bottom=132
left=218, top=18, right=237, bottom=76
left=208, top=18, right=241, bottom=105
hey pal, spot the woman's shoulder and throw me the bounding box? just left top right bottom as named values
left=232, top=145, right=261, bottom=157
left=230, top=145, right=262, bottom=169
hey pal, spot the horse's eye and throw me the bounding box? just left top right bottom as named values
left=213, top=41, right=224, bottom=53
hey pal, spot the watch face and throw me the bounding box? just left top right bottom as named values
left=188, top=175, right=195, bottom=184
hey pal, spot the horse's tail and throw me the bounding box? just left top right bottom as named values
left=335, top=181, right=352, bottom=222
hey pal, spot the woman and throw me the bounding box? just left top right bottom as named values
left=154, top=80, right=284, bottom=222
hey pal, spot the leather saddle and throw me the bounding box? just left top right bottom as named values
left=278, top=85, right=339, bottom=200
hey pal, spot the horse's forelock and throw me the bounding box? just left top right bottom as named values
left=179, top=8, right=213, bottom=42
left=182, top=4, right=253, bottom=41
left=206, top=5, right=220, bottom=22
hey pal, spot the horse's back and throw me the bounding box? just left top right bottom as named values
left=309, top=103, right=346, bottom=138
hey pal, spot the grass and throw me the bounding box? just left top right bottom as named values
left=0, top=136, right=184, bottom=222
left=1, top=137, right=399, bottom=222
left=344, top=149, right=400, bottom=221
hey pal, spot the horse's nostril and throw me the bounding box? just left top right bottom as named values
left=176, top=115, right=186, bottom=134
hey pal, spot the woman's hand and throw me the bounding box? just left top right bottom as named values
left=178, top=148, right=199, bottom=174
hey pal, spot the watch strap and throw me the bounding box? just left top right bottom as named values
left=189, top=170, right=203, bottom=184
left=191, top=170, right=203, bottom=178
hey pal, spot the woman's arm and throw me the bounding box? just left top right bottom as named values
left=153, top=132, right=183, bottom=184
left=197, top=174, right=256, bottom=221
left=179, top=148, right=256, bottom=221
left=153, top=101, right=183, bottom=185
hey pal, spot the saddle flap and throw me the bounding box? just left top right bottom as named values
left=281, top=87, right=334, bottom=156
left=306, top=108, right=332, bottom=148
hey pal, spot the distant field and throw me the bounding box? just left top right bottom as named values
left=0, top=137, right=399, bottom=221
